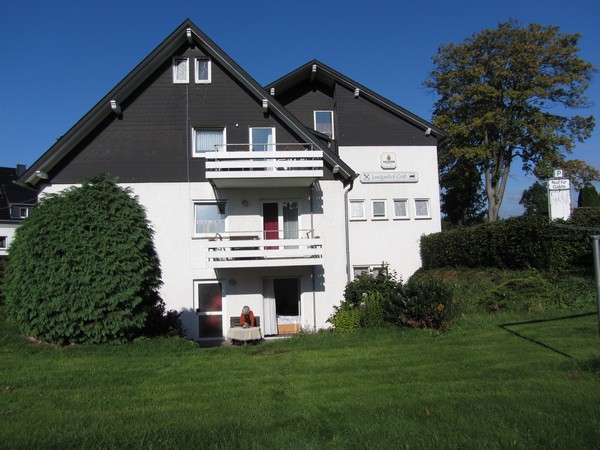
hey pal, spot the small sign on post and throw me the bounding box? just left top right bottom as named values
left=548, top=169, right=572, bottom=221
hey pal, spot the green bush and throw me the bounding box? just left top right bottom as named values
left=398, top=276, right=459, bottom=332
left=4, top=175, right=180, bottom=345
left=421, top=211, right=600, bottom=273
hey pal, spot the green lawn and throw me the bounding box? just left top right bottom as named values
left=1, top=311, right=600, bottom=449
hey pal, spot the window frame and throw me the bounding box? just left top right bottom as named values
left=0, top=236, right=7, bottom=249
left=392, top=198, right=410, bottom=220
left=371, top=199, right=388, bottom=221
left=414, top=198, right=431, bottom=219
left=249, top=127, right=276, bottom=152
left=172, top=57, right=189, bottom=84
left=194, top=57, right=212, bottom=84
left=314, top=110, right=334, bottom=139
left=192, top=128, right=226, bottom=156
left=193, top=201, right=227, bottom=238
left=349, top=199, right=366, bottom=221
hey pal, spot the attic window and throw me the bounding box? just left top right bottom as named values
left=314, top=111, right=334, bottom=139
left=195, top=58, right=211, bottom=84
left=0, top=236, right=7, bottom=249
left=173, top=57, right=189, bottom=83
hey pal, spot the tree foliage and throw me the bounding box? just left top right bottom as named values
left=440, top=156, right=486, bottom=226
left=425, top=19, right=596, bottom=222
left=4, top=175, right=172, bottom=345
left=520, top=181, right=549, bottom=216
left=578, top=184, right=600, bottom=207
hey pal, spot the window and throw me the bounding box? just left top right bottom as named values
left=195, top=281, right=223, bottom=339
left=353, top=265, right=384, bottom=278
left=349, top=199, right=366, bottom=220
left=393, top=199, right=409, bottom=219
left=194, top=202, right=226, bottom=235
left=0, top=236, right=7, bottom=249
left=173, top=57, right=189, bottom=83
left=250, top=127, right=275, bottom=152
left=193, top=128, right=225, bottom=155
left=371, top=200, right=387, bottom=220
left=414, top=199, right=431, bottom=219
left=314, top=111, right=334, bottom=139
left=19, top=207, right=28, bottom=218
left=195, top=58, right=211, bottom=83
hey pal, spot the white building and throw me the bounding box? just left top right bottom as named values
left=19, top=20, right=445, bottom=341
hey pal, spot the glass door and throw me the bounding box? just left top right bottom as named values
left=196, top=281, right=223, bottom=339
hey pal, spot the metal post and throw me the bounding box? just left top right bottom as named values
left=593, top=236, right=600, bottom=340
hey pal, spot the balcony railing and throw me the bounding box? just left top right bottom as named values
left=204, top=143, right=323, bottom=187
left=205, top=229, right=323, bottom=268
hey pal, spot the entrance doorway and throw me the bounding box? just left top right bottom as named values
left=263, top=278, right=300, bottom=335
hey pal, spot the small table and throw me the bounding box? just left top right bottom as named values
left=227, top=326, right=263, bottom=343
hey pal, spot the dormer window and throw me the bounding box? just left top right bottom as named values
left=314, top=111, right=334, bottom=139
left=195, top=58, right=211, bottom=84
left=173, top=57, right=189, bottom=83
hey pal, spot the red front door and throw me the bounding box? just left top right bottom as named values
left=263, top=203, right=279, bottom=249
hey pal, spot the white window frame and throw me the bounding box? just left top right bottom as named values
left=193, top=202, right=227, bottom=238
left=192, top=128, right=226, bottom=156
left=414, top=198, right=431, bottom=219
left=0, top=236, right=7, bottom=249
left=392, top=198, right=410, bottom=220
left=194, top=57, right=212, bottom=84
left=371, top=199, right=388, bottom=220
left=19, top=207, right=28, bottom=218
left=194, top=279, right=226, bottom=340
left=172, top=57, right=189, bottom=84
left=249, top=127, right=276, bottom=152
left=314, top=110, right=334, bottom=139
left=349, top=199, right=366, bottom=221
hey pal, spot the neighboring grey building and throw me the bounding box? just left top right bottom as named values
left=0, top=165, right=37, bottom=255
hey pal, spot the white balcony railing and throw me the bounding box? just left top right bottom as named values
left=204, top=144, right=323, bottom=186
left=206, top=229, right=323, bottom=268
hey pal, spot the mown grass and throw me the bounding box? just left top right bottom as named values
left=2, top=308, right=600, bottom=449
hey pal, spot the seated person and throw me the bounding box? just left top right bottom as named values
left=240, top=305, right=255, bottom=328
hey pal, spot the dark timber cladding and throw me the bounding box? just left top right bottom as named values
left=49, top=44, right=309, bottom=185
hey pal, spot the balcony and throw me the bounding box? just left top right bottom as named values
left=205, top=230, right=323, bottom=268
left=204, top=143, right=323, bottom=188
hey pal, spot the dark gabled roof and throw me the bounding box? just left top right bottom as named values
left=0, top=167, right=38, bottom=221
left=265, top=59, right=448, bottom=140
left=20, top=20, right=354, bottom=187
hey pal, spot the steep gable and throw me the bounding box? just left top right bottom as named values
left=21, top=22, right=353, bottom=187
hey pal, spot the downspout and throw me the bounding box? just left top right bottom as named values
left=344, top=175, right=358, bottom=283
left=310, top=180, right=317, bottom=331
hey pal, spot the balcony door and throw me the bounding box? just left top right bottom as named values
left=263, top=202, right=299, bottom=249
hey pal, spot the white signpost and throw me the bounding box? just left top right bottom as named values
left=548, top=170, right=572, bottom=221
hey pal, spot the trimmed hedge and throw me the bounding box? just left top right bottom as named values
left=421, top=210, right=600, bottom=272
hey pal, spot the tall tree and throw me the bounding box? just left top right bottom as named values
left=440, top=155, right=486, bottom=225
left=519, top=181, right=549, bottom=216
left=425, top=19, right=596, bottom=222
left=578, top=184, right=600, bottom=208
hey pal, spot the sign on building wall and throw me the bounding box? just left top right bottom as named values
left=380, top=153, right=397, bottom=169
left=360, top=172, right=418, bottom=183
left=548, top=174, right=571, bottom=221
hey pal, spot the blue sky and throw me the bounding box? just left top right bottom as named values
left=1, top=0, right=599, bottom=217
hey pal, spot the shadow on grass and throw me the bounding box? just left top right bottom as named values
left=499, top=312, right=597, bottom=359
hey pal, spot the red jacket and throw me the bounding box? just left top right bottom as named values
left=240, top=311, right=255, bottom=327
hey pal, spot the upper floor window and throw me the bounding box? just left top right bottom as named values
left=371, top=200, right=387, bottom=220
left=195, top=58, right=211, bottom=83
left=194, top=202, right=226, bottom=236
left=393, top=199, right=409, bottom=220
left=250, top=127, right=275, bottom=152
left=349, top=199, right=366, bottom=221
left=414, top=199, right=431, bottom=219
left=314, top=111, right=334, bottom=139
left=193, top=128, right=226, bottom=156
left=173, top=57, right=189, bottom=83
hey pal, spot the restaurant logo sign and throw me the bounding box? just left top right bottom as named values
left=360, top=172, right=418, bottom=183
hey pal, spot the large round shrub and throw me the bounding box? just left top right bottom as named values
left=4, top=175, right=166, bottom=345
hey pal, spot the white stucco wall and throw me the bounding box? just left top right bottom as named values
left=339, top=146, right=441, bottom=281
